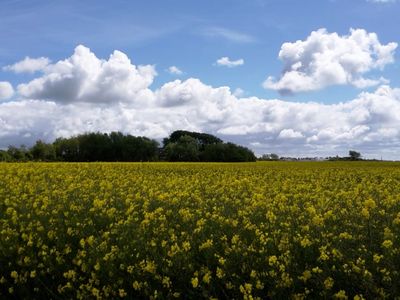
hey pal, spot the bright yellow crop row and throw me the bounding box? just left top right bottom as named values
left=1, top=162, right=400, bottom=299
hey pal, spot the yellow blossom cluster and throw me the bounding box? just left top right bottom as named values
left=0, top=161, right=400, bottom=298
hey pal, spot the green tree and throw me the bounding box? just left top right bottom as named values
left=164, top=135, right=200, bottom=161
left=163, top=130, right=256, bottom=162
left=349, top=150, right=361, bottom=160
left=53, top=132, right=159, bottom=162
left=163, top=130, right=222, bottom=150
left=0, top=150, right=12, bottom=162
left=31, top=140, right=56, bottom=161
left=7, top=145, right=31, bottom=161
left=53, top=137, right=80, bottom=161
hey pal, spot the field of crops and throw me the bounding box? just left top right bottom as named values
left=1, top=162, right=400, bottom=299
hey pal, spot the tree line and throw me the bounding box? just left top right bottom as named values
left=0, top=130, right=256, bottom=162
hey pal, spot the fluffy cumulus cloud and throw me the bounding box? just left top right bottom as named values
left=216, top=57, right=244, bottom=68
left=264, top=28, right=397, bottom=94
left=17, top=45, right=156, bottom=105
left=0, top=81, right=14, bottom=100
left=1, top=45, right=400, bottom=159
left=167, top=66, right=183, bottom=75
left=3, top=57, right=51, bottom=73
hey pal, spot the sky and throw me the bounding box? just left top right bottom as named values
left=0, top=0, right=400, bottom=159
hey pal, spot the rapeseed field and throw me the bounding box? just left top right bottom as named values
left=1, top=162, right=400, bottom=299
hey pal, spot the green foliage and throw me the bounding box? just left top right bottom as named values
left=30, top=140, right=56, bottom=161
left=201, top=143, right=256, bottom=162
left=0, top=150, right=12, bottom=162
left=349, top=150, right=362, bottom=160
left=3, top=130, right=254, bottom=163
left=163, top=131, right=256, bottom=162
left=163, top=130, right=223, bottom=149
left=164, top=135, right=200, bottom=162
left=53, top=137, right=80, bottom=161
left=7, top=145, right=31, bottom=162
left=54, top=132, right=159, bottom=162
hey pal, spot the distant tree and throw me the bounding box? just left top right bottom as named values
left=202, top=143, right=256, bottom=162
left=163, top=130, right=256, bottom=162
left=223, top=143, right=256, bottom=162
left=121, top=135, right=159, bottom=161
left=201, top=143, right=227, bottom=162
left=7, top=145, right=31, bottom=161
left=163, top=130, right=222, bottom=149
left=53, top=132, right=159, bottom=162
left=77, top=132, right=111, bottom=161
left=164, top=135, right=200, bottom=161
left=0, top=150, right=11, bottom=162
left=53, top=137, right=80, bottom=161
left=31, top=140, right=56, bottom=161
left=349, top=150, right=361, bottom=160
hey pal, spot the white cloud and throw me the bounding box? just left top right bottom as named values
left=0, top=81, right=14, bottom=100
left=203, top=27, right=256, bottom=43
left=167, top=66, right=183, bottom=75
left=233, top=88, right=245, bottom=97
left=278, top=129, right=304, bottom=139
left=17, top=45, right=156, bottom=105
left=264, top=28, right=397, bottom=94
left=2, top=45, right=400, bottom=159
left=3, top=57, right=50, bottom=73
left=216, top=57, right=244, bottom=68
left=368, top=0, right=396, bottom=3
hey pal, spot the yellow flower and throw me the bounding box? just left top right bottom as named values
left=299, top=270, right=312, bottom=282
left=216, top=267, right=225, bottom=279
left=199, top=239, right=213, bottom=250
left=191, top=277, right=199, bottom=288
left=218, top=257, right=226, bottom=265
left=119, top=289, right=127, bottom=297
left=373, top=254, right=383, bottom=263
left=132, top=281, right=141, bottom=290
left=87, top=235, right=95, bottom=247
left=300, top=237, right=312, bottom=247
left=162, top=276, right=171, bottom=288
left=203, top=272, right=211, bottom=284
left=268, top=255, right=278, bottom=266
left=324, top=277, right=334, bottom=289
left=382, top=240, right=393, bottom=248
left=94, top=262, right=101, bottom=271
left=91, top=287, right=100, bottom=298
left=182, top=241, right=191, bottom=251
left=10, top=271, right=18, bottom=279
left=334, top=290, right=348, bottom=299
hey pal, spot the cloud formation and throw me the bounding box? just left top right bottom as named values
left=264, top=28, right=397, bottom=94
left=0, top=81, right=14, bottom=100
left=1, top=45, right=400, bottom=159
left=167, top=66, right=183, bottom=75
left=3, top=57, right=51, bottom=73
left=216, top=57, right=244, bottom=68
left=17, top=45, right=156, bottom=105
left=368, top=0, right=396, bottom=3
left=203, top=27, right=256, bottom=43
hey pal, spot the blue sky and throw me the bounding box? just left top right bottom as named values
left=1, top=0, right=400, bottom=158
left=2, top=0, right=399, bottom=101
